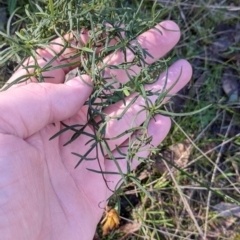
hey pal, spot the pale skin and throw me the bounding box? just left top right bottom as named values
left=0, top=21, right=192, bottom=240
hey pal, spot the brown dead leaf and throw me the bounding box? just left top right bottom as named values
left=221, top=70, right=239, bottom=102
left=208, top=203, right=240, bottom=239
left=155, top=138, right=191, bottom=175
left=210, top=22, right=240, bottom=64
left=118, top=222, right=141, bottom=235
left=213, top=202, right=240, bottom=218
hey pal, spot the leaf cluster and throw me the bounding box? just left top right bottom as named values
left=0, top=0, right=170, bottom=180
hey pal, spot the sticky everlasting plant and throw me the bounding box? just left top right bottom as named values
left=0, top=0, right=178, bottom=190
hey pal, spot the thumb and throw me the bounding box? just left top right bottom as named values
left=0, top=75, right=92, bottom=139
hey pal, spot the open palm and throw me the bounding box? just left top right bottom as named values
left=0, top=21, right=192, bottom=240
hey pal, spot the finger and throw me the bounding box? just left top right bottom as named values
left=102, top=20, right=181, bottom=86
left=6, top=32, right=87, bottom=87
left=5, top=20, right=178, bottom=91
left=104, top=115, right=171, bottom=195
left=8, top=20, right=179, bottom=88
left=0, top=75, right=93, bottom=138
left=101, top=59, right=192, bottom=151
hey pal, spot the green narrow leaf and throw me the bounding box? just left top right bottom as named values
left=67, top=2, right=73, bottom=30
left=7, top=0, right=17, bottom=14
left=49, top=123, right=82, bottom=140
left=130, top=176, right=155, bottom=202
left=48, top=0, right=54, bottom=16
left=86, top=169, right=121, bottom=175
left=80, top=47, right=94, bottom=53
left=6, top=6, right=20, bottom=35
left=157, top=104, right=213, bottom=117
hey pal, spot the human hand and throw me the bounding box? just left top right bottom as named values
left=0, top=21, right=192, bottom=240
